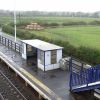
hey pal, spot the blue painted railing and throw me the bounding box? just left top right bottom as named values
left=69, top=58, right=100, bottom=92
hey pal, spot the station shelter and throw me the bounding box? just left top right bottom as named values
left=21, top=39, right=63, bottom=71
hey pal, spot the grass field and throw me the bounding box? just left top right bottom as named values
left=0, top=17, right=13, bottom=25
left=20, top=17, right=100, bottom=23
left=1, top=16, right=100, bottom=50
left=1, top=16, right=100, bottom=24
left=28, top=25, right=100, bottom=50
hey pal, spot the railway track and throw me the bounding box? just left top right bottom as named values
left=0, top=62, right=37, bottom=100
left=0, top=93, right=5, bottom=100
left=0, top=69, right=27, bottom=100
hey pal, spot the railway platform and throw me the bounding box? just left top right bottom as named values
left=0, top=33, right=75, bottom=100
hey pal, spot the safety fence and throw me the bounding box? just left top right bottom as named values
left=69, top=57, right=100, bottom=92
left=0, top=35, right=22, bottom=54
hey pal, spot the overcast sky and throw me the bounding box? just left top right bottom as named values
left=0, top=0, right=100, bottom=12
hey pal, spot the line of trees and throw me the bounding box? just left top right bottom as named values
left=0, top=10, right=100, bottom=18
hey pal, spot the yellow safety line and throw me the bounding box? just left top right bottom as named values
left=0, top=51, right=61, bottom=100
left=19, top=68, right=61, bottom=100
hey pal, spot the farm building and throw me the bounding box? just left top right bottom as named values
left=21, top=39, right=63, bottom=71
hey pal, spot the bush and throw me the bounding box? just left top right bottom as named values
left=62, top=21, right=87, bottom=26
left=89, top=20, right=100, bottom=25
left=40, top=22, right=59, bottom=27
left=40, top=23, right=50, bottom=27
left=49, top=23, right=59, bottom=26
left=8, top=20, right=31, bottom=27
left=2, top=25, right=14, bottom=35
left=16, top=21, right=30, bottom=27
left=2, top=25, right=36, bottom=39
left=75, top=46, right=100, bottom=65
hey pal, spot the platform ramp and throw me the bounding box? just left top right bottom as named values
left=69, top=58, right=100, bottom=92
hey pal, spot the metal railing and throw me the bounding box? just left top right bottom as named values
left=69, top=58, right=100, bottom=91
left=0, top=35, right=22, bottom=54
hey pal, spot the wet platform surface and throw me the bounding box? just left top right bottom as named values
left=0, top=33, right=75, bottom=100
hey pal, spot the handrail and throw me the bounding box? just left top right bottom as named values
left=0, top=35, right=22, bottom=54
left=69, top=57, right=100, bottom=91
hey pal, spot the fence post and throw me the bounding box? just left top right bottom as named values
left=8, top=39, right=9, bottom=48
left=2, top=37, right=3, bottom=44
left=4, top=38, right=6, bottom=46
left=80, top=63, right=84, bottom=84
left=86, top=69, right=89, bottom=87
left=15, top=43, right=16, bottom=52
left=11, top=40, right=12, bottom=49
left=69, top=57, right=73, bottom=91
left=5, top=38, right=6, bottom=46
left=19, top=45, right=21, bottom=54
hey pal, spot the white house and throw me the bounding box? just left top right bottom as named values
left=21, top=39, right=63, bottom=71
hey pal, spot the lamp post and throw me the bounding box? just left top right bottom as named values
left=14, top=0, right=16, bottom=42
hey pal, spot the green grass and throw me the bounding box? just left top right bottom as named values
left=2, top=16, right=100, bottom=25
left=31, top=17, right=100, bottom=23
left=0, top=16, right=100, bottom=50
left=0, top=17, right=13, bottom=25
left=28, top=25, right=100, bottom=50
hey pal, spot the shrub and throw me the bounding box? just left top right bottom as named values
left=16, top=21, right=30, bottom=27
left=89, top=20, right=100, bottom=25
left=2, top=25, right=14, bottom=35
left=40, top=22, right=59, bottom=27
left=9, top=21, right=31, bottom=27
left=75, top=46, right=100, bottom=65
left=49, top=23, right=59, bottom=26
left=40, top=23, right=50, bottom=27
left=62, top=21, right=87, bottom=26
